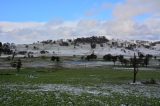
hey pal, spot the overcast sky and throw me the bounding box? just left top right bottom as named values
left=0, top=0, right=160, bottom=44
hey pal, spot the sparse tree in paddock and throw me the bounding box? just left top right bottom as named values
left=112, top=56, right=117, bottom=66
left=55, top=57, right=60, bottom=62
left=131, top=53, right=139, bottom=83
left=144, top=55, right=149, bottom=67
left=55, top=57, right=60, bottom=70
left=90, top=42, right=96, bottom=49
left=118, top=55, right=124, bottom=65
left=85, top=53, right=97, bottom=61
left=17, top=59, right=22, bottom=72
left=51, top=56, right=60, bottom=70
left=51, top=56, right=56, bottom=61
left=0, top=42, right=2, bottom=56
left=25, top=45, right=29, bottom=49
left=103, top=54, right=112, bottom=61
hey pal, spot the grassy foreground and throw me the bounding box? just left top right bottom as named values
left=0, top=67, right=160, bottom=85
left=0, top=67, right=160, bottom=106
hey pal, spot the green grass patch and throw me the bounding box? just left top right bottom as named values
left=0, top=68, right=160, bottom=85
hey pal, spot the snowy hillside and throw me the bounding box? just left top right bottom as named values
left=9, top=38, right=160, bottom=57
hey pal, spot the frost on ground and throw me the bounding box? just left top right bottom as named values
left=1, top=83, right=160, bottom=106
left=1, top=83, right=160, bottom=98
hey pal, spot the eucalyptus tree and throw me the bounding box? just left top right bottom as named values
left=130, top=53, right=139, bottom=83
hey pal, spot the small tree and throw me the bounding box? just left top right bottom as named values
left=118, top=55, right=124, bottom=65
left=112, top=56, right=117, bottom=66
left=90, top=42, right=96, bottom=49
left=138, top=52, right=144, bottom=59
left=86, top=55, right=90, bottom=61
left=55, top=57, right=60, bottom=62
left=51, top=56, right=56, bottom=61
left=51, top=56, right=60, bottom=70
left=131, top=53, right=139, bottom=83
left=90, top=53, right=97, bottom=59
left=144, top=55, right=149, bottom=67
left=0, top=42, right=2, bottom=56
left=103, top=54, right=112, bottom=61
left=16, top=59, right=22, bottom=72
left=25, top=45, right=29, bottom=49
left=100, top=43, right=104, bottom=47
left=55, top=57, right=60, bottom=70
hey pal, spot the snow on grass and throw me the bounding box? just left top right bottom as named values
left=1, top=83, right=160, bottom=98
left=1, top=83, right=160, bottom=105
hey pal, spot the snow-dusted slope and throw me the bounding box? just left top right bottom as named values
left=13, top=40, right=160, bottom=57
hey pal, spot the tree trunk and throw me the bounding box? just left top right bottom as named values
left=133, top=67, right=137, bottom=83
left=133, top=71, right=136, bottom=83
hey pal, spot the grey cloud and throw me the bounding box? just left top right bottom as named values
left=0, top=18, right=160, bottom=44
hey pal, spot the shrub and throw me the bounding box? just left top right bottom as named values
left=40, top=50, right=49, bottom=54
left=51, top=56, right=60, bottom=62
left=142, top=78, right=157, bottom=84
left=85, top=53, right=97, bottom=61
left=103, top=54, right=112, bottom=61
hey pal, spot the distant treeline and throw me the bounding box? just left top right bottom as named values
left=151, top=41, right=160, bottom=46
left=74, top=36, right=109, bottom=44
left=40, top=36, right=109, bottom=44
